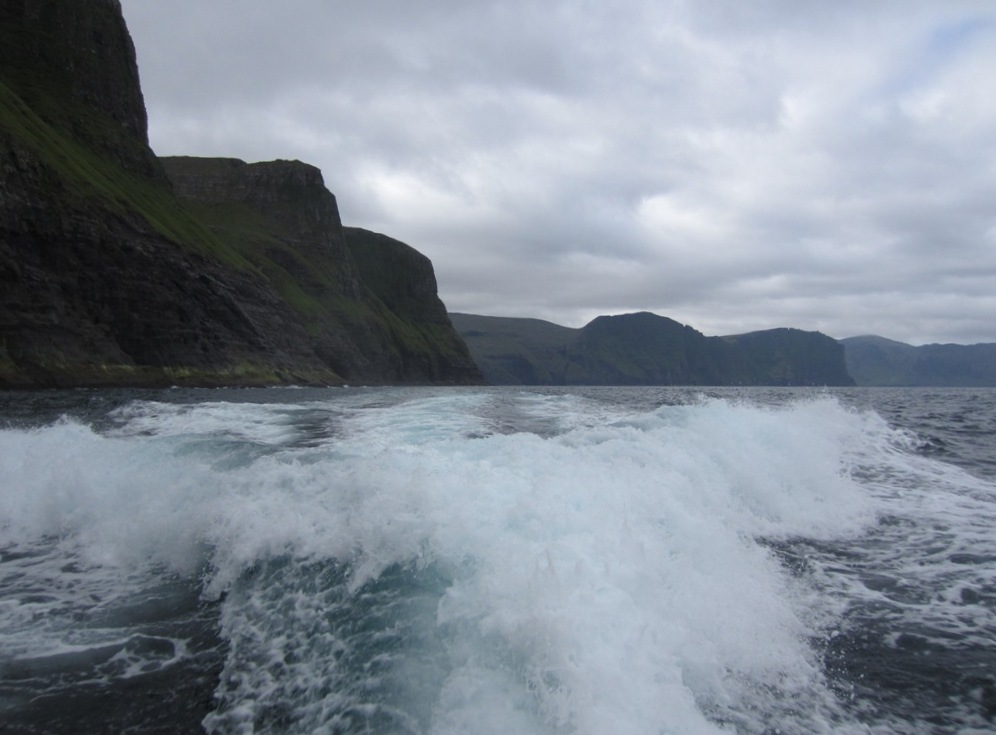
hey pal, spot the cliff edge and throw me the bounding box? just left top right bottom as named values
left=160, top=156, right=481, bottom=384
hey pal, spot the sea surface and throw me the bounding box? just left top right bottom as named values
left=1, top=386, right=994, bottom=734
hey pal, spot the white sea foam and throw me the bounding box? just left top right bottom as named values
left=5, top=389, right=988, bottom=733
left=107, top=399, right=324, bottom=446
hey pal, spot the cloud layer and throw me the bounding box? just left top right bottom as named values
left=121, top=0, right=996, bottom=344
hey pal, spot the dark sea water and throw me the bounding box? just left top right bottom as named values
left=1, top=386, right=994, bottom=734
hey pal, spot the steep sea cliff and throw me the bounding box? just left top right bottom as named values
left=0, top=0, right=480, bottom=387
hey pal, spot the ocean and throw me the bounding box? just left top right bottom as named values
left=0, top=386, right=994, bottom=734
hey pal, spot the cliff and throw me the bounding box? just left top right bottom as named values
left=160, top=156, right=481, bottom=384
left=0, top=1, right=479, bottom=387
left=0, top=0, right=160, bottom=179
left=343, top=227, right=480, bottom=381
left=722, top=328, right=854, bottom=386
left=450, top=312, right=855, bottom=386
left=841, top=336, right=996, bottom=386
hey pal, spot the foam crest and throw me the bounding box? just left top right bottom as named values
left=0, top=419, right=216, bottom=573
left=107, top=400, right=324, bottom=446
left=200, top=394, right=884, bottom=733
left=336, top=390, right=497, bottom=445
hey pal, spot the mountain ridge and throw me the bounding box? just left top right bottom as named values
left=450, top=312, right=854, bottom=386
left=840, top=335, right=996, bottom=386
left=453, top=313, right=996, bottom=387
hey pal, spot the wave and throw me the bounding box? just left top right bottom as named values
left=2, top=389, right=988, bottom=733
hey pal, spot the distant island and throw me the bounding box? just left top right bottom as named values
left=449, top=312, right=855, bottom=386
left=451, top=314, right=996, bottom=387
left=840, top=336, right=996, bottom=387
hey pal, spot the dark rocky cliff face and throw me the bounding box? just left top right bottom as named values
left=160, top=156, right=362, bottom=301
left=1, top=0, right=161, bottom=179
left=343, top=227, right=479, bottom=381
left=0, top=140, right=344, bottom=386
left=161, top=157, right=349, bottom=263
left=160, top=156, right=481, bottom=384
left=343, top=228, right=451, bottom=326
left=0, top=1, right=480, bottom=387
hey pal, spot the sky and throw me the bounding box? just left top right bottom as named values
left=119, top=0, right=996, bottom=345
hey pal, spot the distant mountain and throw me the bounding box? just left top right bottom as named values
left=840, top=336, right=996, bottom=386
left=448, top=314, right=577, bottom=384
left=450, top=312, right=854, bottom=386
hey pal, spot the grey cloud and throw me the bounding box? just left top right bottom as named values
left=121, top=0, right=996, bottom=344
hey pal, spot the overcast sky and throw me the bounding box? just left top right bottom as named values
left=120, top=0, right=996, bottom=345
